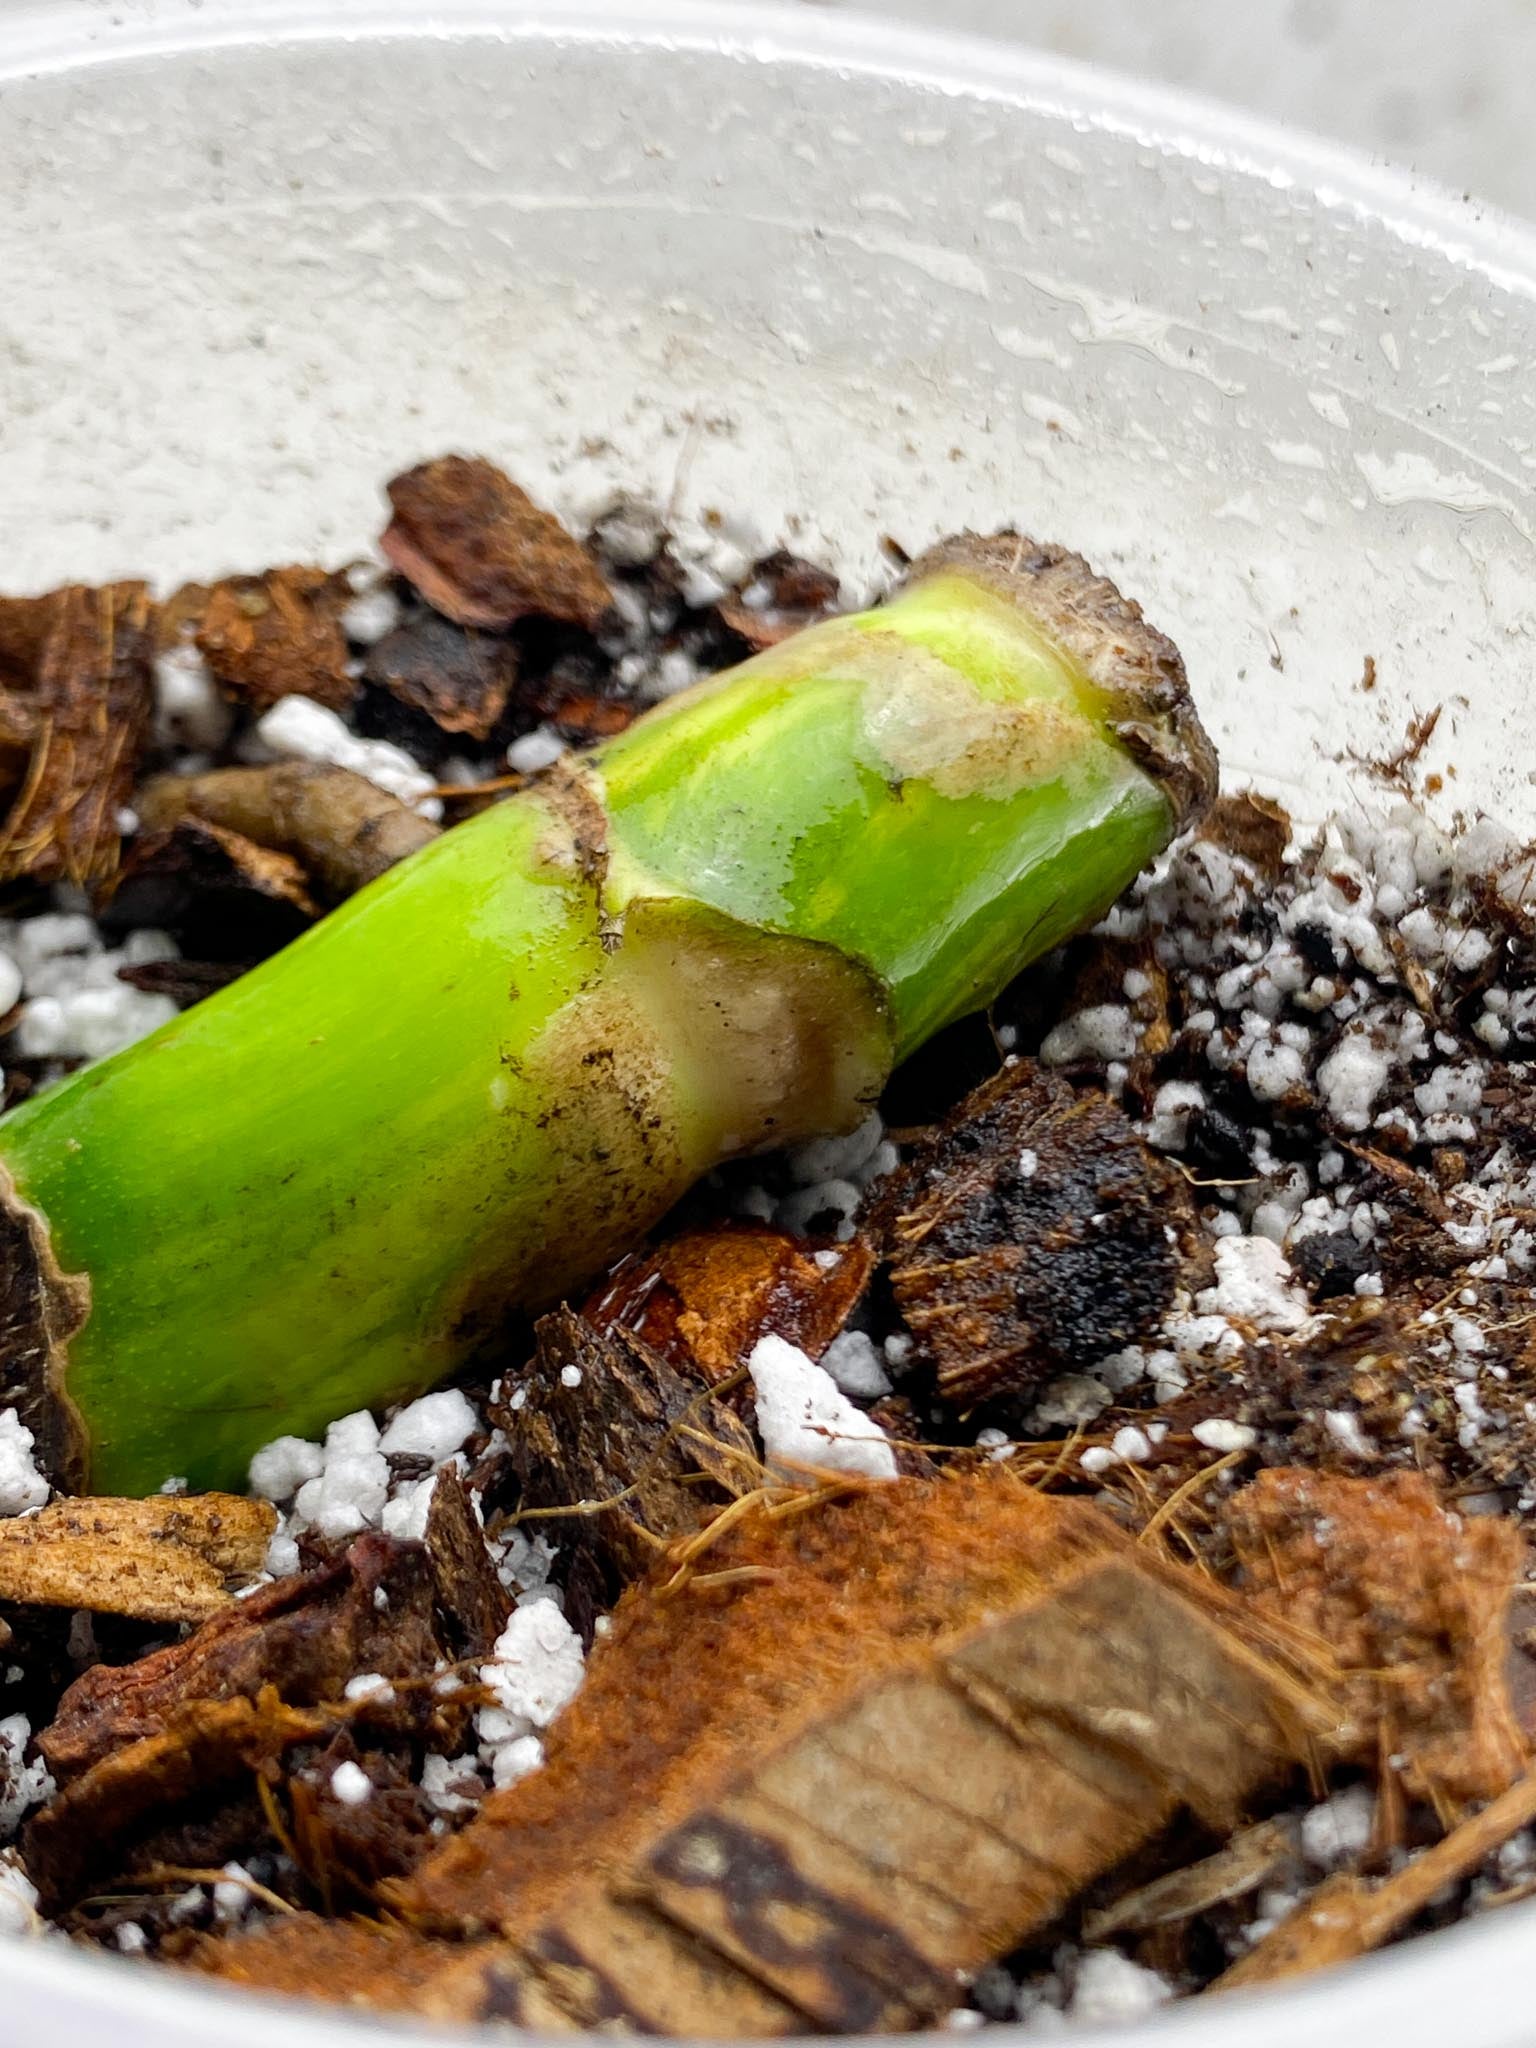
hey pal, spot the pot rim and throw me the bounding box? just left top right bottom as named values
left=1, top=3, right=1533, bottom=2042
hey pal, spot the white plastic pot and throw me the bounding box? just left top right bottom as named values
left=1, top=2, right=1534, bottom=2041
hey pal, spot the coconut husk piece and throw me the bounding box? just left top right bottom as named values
left=866, top=1062, right=1179, bottom=1405
left=0, top=582, right=155, bottom=889
left=197, top=1472, right=1340, bottom=2032
left=192, top=567, right=355, bottom=712
left=1225, top=1467, right=1528, bottom=1811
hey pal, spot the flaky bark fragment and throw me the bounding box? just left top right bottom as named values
left=363, top=612, right=518, bottom=740
left=27, top=1689, right=336, bottom=1908
left=137, top=762, right=438, bottom=904
left=39, top=1533, right=459, bottom=1789
left=383, top=457, right=611, bottom=633
left=1214, top=1770, right=1536, bottom=1991
left=867, top=1063, right=1177, bottom=1405
left=0, top=1492, right=274, bottom=1623
left=200, top=1473, right=1339, bottom=2032
left=423, top=1468, right=511, bottom=1658
left=0, top=582, right=155, bottom=889
left=585, top=1225, right=872, bottom=1386
left=1226, top=1468, right=1528, bottom=1809
left=717, top=551, right=841, bottom=651
left=193, top=567, right=355, bottom=712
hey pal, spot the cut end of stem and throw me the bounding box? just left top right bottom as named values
left=903, top=531, right=1219, bottom=834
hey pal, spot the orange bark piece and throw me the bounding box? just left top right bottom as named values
left=383, top=456, right=610, bottom=633
left=584, top=1224, right=873, bottom=1386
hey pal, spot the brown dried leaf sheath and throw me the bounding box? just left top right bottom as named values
left=868, top=1064, right=1177, bottom=1405
left=0, top=583, right=155, bottom=888
left=585, top=1226, right=873, bottom=1386
left=193, top=567, right=355, bottom=712
left=200, top=1474, right=1339, bottom=2032
left=136, top=762, right=439, bottom=903
left=382, top=457, right=611, bottom=633
left=1081, top=1820, right=1293, bottom=1941
left=116, top=816, right=321, bottom=929
left=1226, top=1468, right=1529, bottom=1811
left=0, top=1493, right=274, bottom=1623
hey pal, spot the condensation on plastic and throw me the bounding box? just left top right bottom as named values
left=0, top=3, right=1535, bottom=2043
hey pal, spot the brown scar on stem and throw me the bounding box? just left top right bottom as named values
left=0, top=1165, right=89, bottom=1492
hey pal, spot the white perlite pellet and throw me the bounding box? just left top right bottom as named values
left=818, top=1329, right=893, bottom=1400
left=0, top=1716, right=52, bottom=1839
left=748, top=1334, right=897, bottom=1481
left=506, top=725, right=568, bottom=774
left=1197, top=1235, right=1312, bottom=1335
left=338, top=582, right=401, bottom=647
left=0, top=1412, right=47, bottom=1519
left=0, top=1853, right=39, bottom=1938
left=1067, top=1951, right=1173, bottom=2025
left=154, top=640, right=234, bottom=750
left=329, top=1761, right=372, bottom=1807
left=248, top=1433, right=325, bottom=1503
left=1192, top=1417, right=1257, bottom=1454
left=377, top=1387, right=478, bottom=1464
left=475, top=1601, right=585, bottom=1789
left=381, top=1473, right=439, bottom=1543
left=255, top=697, right=442, bottom=818
left=1300, top=1784, right=1376, bottom=1868
left=291, top=1411, right=390, bottom=1541
left=1040, top=1003, right=1139, bottom=1066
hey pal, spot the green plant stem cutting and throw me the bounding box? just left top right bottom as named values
left=0, top=534, right=1217, bottom=1495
